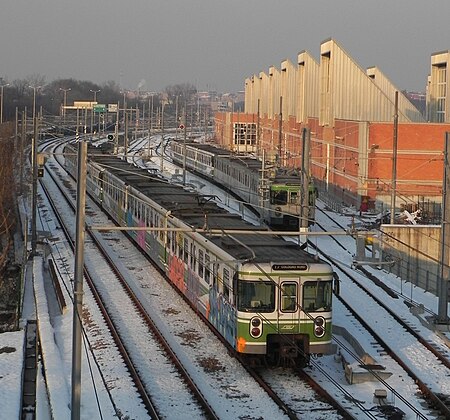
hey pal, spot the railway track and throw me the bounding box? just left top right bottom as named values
left=313, top=205, right=450, bottom=418
left=39, top=141, right=217, bottom=418
left=52, top=139, right=364, bottom=418
left=40, top=163, right=161, bottom=418
left=39, top=142, right=302, bottom=418
left=316, top=206, right=450, bottom=365
left=38, top=135, right=448, bottom=418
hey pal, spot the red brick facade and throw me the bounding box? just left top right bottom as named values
left=214, top=112, right=450, bottom=209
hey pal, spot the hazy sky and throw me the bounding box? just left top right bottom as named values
left=1, top=0, right=449, bottom=93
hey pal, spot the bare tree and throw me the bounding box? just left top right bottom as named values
left=164, top=83, right=197, bottom=106
left=0, top=123, right=17, bottom=273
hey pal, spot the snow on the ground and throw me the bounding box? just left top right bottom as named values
left=1, top=135, right=449, bottom=419
left=0, top=330, right=24, bottom=419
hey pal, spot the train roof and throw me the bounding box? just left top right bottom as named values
left=172, top=140, right=231, bottom=157
left=87, top=149, right=321, bottom=264
left=174, top=140, right=304, bottom=183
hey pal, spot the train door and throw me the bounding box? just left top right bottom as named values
left=277, top=278, right=300, bottom=333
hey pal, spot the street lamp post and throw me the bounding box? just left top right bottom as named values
left=29, top=85, right=42, bottom=122
left=148, top=94, right=154, bottom=157
left=0, top=83, right=10, bottom=124
left=121, top=90, right=129, bottom=153
left=60, top=87, right=71, bottom=126
left=121, top=90, right=128, bottom=121
left=90, top=89, right=100, bottom=103
left=28, top=85, right=42, bottom=256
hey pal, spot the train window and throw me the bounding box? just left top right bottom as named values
left=204, top=254, right=210, bottom=284
left=198, top=249, right=204, bottom=277
left=212, top=262, right=218, bottom=288
left=223, top=268, right=230, bottom=300
left=178, top=235, right=183, bottom=259
left=237, top=280, right=275, bottom=313
left=171, top=231, right=176, bottom=253
left=303, top=280, right=333, bottom=312
left=271, top=189, right=287, bottom=205
left=149, top=209, right=153, bottom=230
left=281, top=282, right=297, bottom=312
left=290, top=191, right=299, bottom=204
left=190, top=243, right=196, bottom=270
left=183, top=238, right=189, bottom=264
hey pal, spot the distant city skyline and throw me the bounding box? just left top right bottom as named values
left=1, top=1, right=449, bottom=94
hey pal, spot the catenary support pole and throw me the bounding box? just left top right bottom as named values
left=301, top=127, right=311, bottom=230
left=438, top=132, right=450, bottom=324
left=71, top=141, right=87, bottom=420
left=115, top=102, right=119, bottom=155
left=390, top=91, right=399, bottom=224
left=31, top=117, right=39, bottom=255
left=256, top=99, right=260, bottom=159
left=20, top=110, right=25, bottom=191
left=277, top=96, right=283, bottom=167
left=183, top=103, right=187, bottom=185
left=160, top=103, right=165, bottom=173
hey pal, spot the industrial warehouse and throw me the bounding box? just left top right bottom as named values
left=214, top=39, right=450, bottom=296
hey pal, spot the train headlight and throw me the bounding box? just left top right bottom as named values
left=275, top=206, right=282, bottom=217
left=314, top=316, right=326, bottom=338
left=250, top=317, right=262, bottom=338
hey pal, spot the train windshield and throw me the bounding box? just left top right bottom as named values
left=270, top=189, right=288, bottom=205
left=238, top=280, right=275, bottom=313
left=303, top=280, right=332, bottom=312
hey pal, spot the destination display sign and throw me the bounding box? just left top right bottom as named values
left=272, top=264, right=307, bottom=271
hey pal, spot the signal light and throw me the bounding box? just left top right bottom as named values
left=37, top=167, right=44, bottom=177
left=107, top=134, right=114, bottom=140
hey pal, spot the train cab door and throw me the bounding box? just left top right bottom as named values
left=277, top=279, right=300, bottom=334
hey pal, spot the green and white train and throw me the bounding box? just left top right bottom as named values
left=170, top=140, right=318, bottom=230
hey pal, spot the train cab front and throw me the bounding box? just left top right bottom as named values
left=235, top=278, right=310, bottom=367
left=236, top=273, right=334, bottom=368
